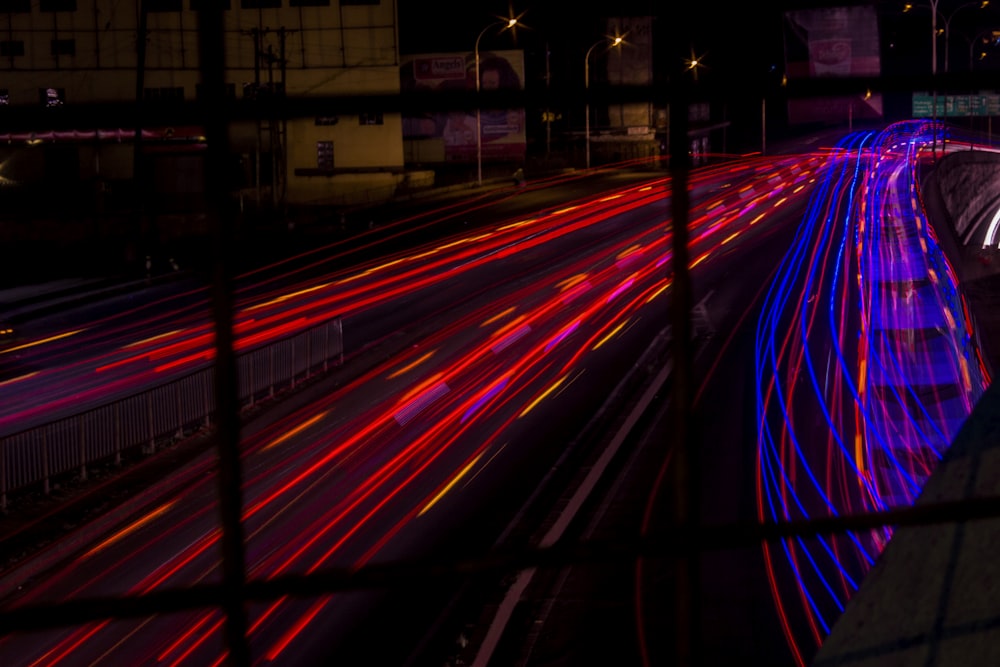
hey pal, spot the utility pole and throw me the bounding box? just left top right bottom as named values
left=277, top=27, right=288, bottom=215
left=545, top=41, right=551, bottom=155
left=133, top=0, right=149, bottom=272
left=249, top=28, right=261, bottom=208
left=266, top=42, right=277, bottom=210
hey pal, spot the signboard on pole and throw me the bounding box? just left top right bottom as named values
left=400, top=50, right=526, bottom=164
left=912, top=92, right=1000, bottom=117
left=783, top=5, right=883, bottom=124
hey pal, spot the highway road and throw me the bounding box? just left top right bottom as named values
left=474, top=123, right=995, bottom=667
left=0, top=154, right=824, bottom=665
left=752, top=123, right=989, bottom=665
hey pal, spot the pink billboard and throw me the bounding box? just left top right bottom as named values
left=784, top=6, right=883, bottom=124
left=401, top=50, right=526, bottom=164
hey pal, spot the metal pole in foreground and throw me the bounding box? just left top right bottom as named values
left=196, top=5, right=250, bottom=665
left=668, top=30, right=698, bottom=667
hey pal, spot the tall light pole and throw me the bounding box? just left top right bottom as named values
left=940, top=1, right=990, bottom=72
left=475, top=17, right=517, bottom=186
left=906, top=1, right=989, bottom=156
left=968, top=27, right=998, bottom=69
left=584, top=35, right=623, bottom=169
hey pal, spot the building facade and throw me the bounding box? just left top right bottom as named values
left=0, top=0, right=403, bottom=208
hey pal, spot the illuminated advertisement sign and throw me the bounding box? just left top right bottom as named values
left=401, top=50, right=526, bottom=164
left=784, top=6, right=883, bottom=124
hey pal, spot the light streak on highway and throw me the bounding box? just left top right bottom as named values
left=0, top=154, right=824, bottom=665
left=753, top=121, right=991, bottom=665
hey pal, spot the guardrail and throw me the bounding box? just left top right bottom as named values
left=0, top=317, right=343, bottom=510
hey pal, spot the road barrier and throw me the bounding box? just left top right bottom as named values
left=0, top=317, right=343, bottom=510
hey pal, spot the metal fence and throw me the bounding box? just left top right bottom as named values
left=0, top=316, right=343, bottom=510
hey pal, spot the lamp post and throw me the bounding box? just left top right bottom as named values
left=966, top=27, right=998, bottom=69
left=906, top=1, right=989, bottom=72
left=475, top=17, right=517, bottom=186
left=584, top=35, right=623, bottom=170
left=941, top=1, right=990, bottom=72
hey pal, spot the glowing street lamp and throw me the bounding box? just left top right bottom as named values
left=904, top=0, right=989, bottom=156
left=584, top=35, right=623, bottom=169
left=475, top=16, right=518, bottom=186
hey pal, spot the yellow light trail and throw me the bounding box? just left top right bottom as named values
left=1, top=329, right=85, bottom=355
left=124, top=329, right=184, bottom=349
left=387, top=351, right=436, bottom=380
left=519, top=375, right=568, bottom=418
left=248, top=283, right=330, bottom=311
left=557, top=273, right=588, bottom=291
left=592, top=319, right=630, bottom=350
left=418, top=452, right=484, bottom=516
left=480, top=307, right=517, bottom=327
left=0, top=371, right=38, bottom=388
left=498, top=217, right=537, bottom=231
left=262, top=410, right=329, bottom=452
left=645, top=279, right=672, bottom=304
left=81, top=500, right=178, bottom=560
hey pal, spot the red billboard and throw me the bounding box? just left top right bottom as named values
left=784, top=6, right=883, bottom=124
left=401, top=50, right=526, bottom=164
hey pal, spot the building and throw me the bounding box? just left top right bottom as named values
left=0, top=0, right=403, bottom=212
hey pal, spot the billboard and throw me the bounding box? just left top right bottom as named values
left=784, top=6, right=883, bottom=124
left=606, top=16, right=654, bottom=130
left=401, top=50, right=526, bottom=164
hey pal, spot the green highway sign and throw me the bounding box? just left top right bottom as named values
left=913, top=92, right=1000, bottom=117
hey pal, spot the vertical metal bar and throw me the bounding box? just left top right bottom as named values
left=290, top=340, right=296, bottom=390
left=42, top=428, right=50, bottom=496
left=176, top=383, right=184, bottom=439
left=668, top=15, right=698, bottom=667
left=268, top=346, right=274, bottom=399
left=197, top=4, right=250, bottom=663
left=305, top=332, right=312, bottom=380
left=147, top=393, right=155, bottom=454
left=115, top=402, right=122, bottom=466
left=324, top=321, right=330, bottom=372
left=79, top=417, right=87, bottom=482
left=1, top=435, right=6, bottom=511
left=204, top=372, right=212, bottom=427
left=337, top=318, right=344, bottom=365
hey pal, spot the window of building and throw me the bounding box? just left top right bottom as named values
left=240, top=0, right=281, bottom=8
left=291, top=0, right=329, bottom=6
left=359, top=112, right=383, bottom=126
left=40, top=87, right=65, bottom=106
left=190, top=0, right=231, bottom=9
left=51, top=39, right=76, bottom=56
left=144, top=87, right=185, bottom=102
left=317, top=141, right=334, bottom=171
left=0, top=40, right=25, bottom=57
left=147, top=0, right=182, bottom=10
left=0, top=0, right=31, bottom=12
left=196, top=82, right=236, bottom=100
left=41, top=0, right=77, bottom=11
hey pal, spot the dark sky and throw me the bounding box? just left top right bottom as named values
left=396, top=1, right=785, bottom=89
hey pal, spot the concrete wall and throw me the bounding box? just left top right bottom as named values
left=930, top=149, right=1000, bottom=244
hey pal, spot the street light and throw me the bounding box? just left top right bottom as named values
left=904, top=0, right=989, bottom=155
left=584, top=35, right=623, bottom=169
left=966, top=27, right=999, bottom=69
left=475, top=17, right=518, bottom=186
